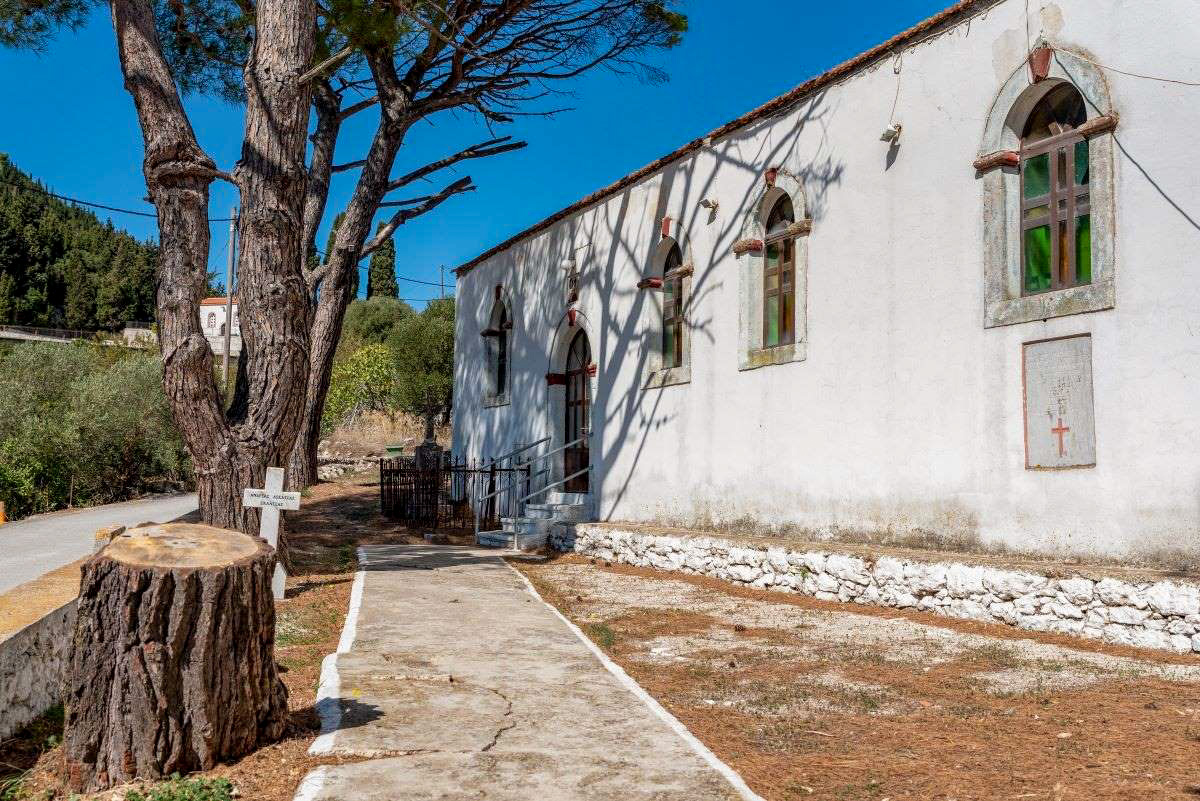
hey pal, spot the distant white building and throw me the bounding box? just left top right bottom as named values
left=200, top=297, right=241, bottom=357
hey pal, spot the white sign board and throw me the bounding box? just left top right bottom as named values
left=242, top=467, right=298, bottom=599
left=1022, top=335, right=1097, bottom=469
left=243, top=488, right=301, bottom=510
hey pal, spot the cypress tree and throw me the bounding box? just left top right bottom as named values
left=366, top=223, right=398, bottom=299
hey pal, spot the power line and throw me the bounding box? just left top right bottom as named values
left=0, top=177, right=237, bottom=221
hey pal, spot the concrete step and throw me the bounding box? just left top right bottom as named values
left=547, top=491, right=590, bottom=506
left=524, top=504, right=556, bottom=520
left=550, top=503, right=592, bottom=523
left=474, top=528, right=547, bottom=552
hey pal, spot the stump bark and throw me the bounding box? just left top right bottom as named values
left=63, top=523, right=289, bottom=792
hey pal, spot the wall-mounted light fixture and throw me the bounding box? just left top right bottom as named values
left=560, top=242, right=592, bottom=271
left=880, top=122, right=902, bottom=144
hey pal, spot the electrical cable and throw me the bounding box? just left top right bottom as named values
left=0, top=176, right=238, bottom=220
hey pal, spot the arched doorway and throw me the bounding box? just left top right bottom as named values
left=564, top=329, right=591, bottom=492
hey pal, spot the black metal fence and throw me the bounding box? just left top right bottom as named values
left=380, top=455, right=530, bottom=530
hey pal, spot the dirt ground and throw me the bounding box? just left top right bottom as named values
left=0, top=469, right=441, bottom=801
left=515, top=555, right=1200, bottom=801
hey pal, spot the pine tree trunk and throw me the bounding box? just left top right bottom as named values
left=110, top=0, right=316, bottom=534
left=63, top=524, right=288, bottom=792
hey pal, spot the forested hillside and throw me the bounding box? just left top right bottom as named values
left=0, top=154, right=159, bottom=329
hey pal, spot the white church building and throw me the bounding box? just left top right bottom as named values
left=451, top=0, right=1200, bottom=561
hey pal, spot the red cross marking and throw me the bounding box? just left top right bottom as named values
left=1051, top=417, right=1070, bottom=457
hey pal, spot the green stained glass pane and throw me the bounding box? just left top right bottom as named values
left=1076, top=214, right=1092, bottom=284
left=1024, top=225, right=1051, bottom=292
left=1074, top=140, right=1090, bottom=185
left=1023, top=153, right=1050, bottom=198
left=765, top=301, right=779, bottom=348
left=765, top=243, right=780, bottom=267
left=782, top=292, right=794, bottom=343
left=663, top=325, right=677, bottom=368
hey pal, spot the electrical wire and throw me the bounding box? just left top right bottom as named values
left=0, top=176, right=237, bottom=220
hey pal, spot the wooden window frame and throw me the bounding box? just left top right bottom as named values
left=762, top=197, right=796, bottom=349
left=1020, top=125, right=1091, bottom=296
left=662, top=245, right=684, bottom=369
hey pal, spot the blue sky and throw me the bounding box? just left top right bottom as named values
left=0, top=1, right=948, bottom=307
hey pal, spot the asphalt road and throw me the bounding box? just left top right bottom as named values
left=0, top=494, right=198, bottom=594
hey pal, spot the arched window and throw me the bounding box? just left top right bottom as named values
left=494, top=303, right=509, bottom=396
left=763, top=194, right=796, bottom=348
left=482, top=292, right=511, bottom=405
left=1020, top=83, right=1091, bottom=294
left=977, top=50, right=1116, bottom=329
left=662, top=244, right=684, bottom=369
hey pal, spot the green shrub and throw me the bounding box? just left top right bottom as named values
left=340, top=296, right=414, bottom=351
left=125, top=775, right=235, bottom=801
left=322, top=343, right=400, bottom=432
left=0, top=342, right=189, bottom=519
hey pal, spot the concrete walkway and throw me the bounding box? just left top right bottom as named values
left=296, top=544, right=754, bottom=801
left=0, top=493, right=198, bottom=594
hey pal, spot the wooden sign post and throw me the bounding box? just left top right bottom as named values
left=242, top=467, right=300, bottom=600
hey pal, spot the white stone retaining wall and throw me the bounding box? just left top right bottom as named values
left=552, top=525, right=1200, bottom=655
left=0, top=600, right=76, bottom=739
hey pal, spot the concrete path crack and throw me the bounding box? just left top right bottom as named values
left=481, top=686, right=515, bottom=752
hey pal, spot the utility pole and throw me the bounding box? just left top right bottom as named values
left=222, top=208, right=238, bottom=392
left=439, top=264, right=445, bottom=299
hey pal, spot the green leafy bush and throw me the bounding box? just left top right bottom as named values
left=0, top=342, right=189, bottom=519
left=322, top=343, right=400, bottom=432
left=125, top=774, right=235, bottom=801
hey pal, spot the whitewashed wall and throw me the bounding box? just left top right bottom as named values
left=453, top=0, right=1200, bottom=560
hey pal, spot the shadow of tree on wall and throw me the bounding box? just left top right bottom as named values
left=455, top=89, right=846, bottom=523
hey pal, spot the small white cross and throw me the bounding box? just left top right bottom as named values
left=242, top=467, right=300, bottom=600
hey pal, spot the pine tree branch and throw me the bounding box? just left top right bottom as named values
left=361, top=175, right=474, bottom=256
left=386, top=137, right=526, bottom=191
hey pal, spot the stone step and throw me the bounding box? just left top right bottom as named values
left=546, top=491, right=590, bottom=506
left=474, top=528, right=547, bottom=552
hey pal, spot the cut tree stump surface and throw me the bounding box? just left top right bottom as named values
left=64, top=523, right=288, bottom=792
left=102, top=522, right=262, bottom=568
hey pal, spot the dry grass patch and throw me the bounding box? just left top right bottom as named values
left=515, top=555, right=1200, bottom=801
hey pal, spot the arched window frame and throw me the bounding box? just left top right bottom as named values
left=978, top=49, right=1116, bottom=328
left=735, top=169, right=810, bottom=371
left=643, top=232, right=693, bottom=389
left=482, top=286, right=514, bottom=408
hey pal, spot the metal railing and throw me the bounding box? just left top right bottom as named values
left=473, top=434, right=590, bottom=540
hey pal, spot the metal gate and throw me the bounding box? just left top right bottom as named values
left=380, top=455, right=529, bottom=530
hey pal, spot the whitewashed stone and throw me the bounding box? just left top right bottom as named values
left=1095, top=578, right=1148, bottom=608
left=727, top=564, right=760, bottom=583
left=872, top=557, right=906, bottom=586
left=1192, top=634, right=1200, bottom=653
left=1166, top=619, right=1196, bottom=636
left=825, top=554, right=871, bottom=586
left=982, top=569, right=1046, bottom=600
left=946, top=564, right=986, bottom=598
left=798, top=552, right=827, bottom=574
left=1144, top=582, right=1200, bottom=617
left=1013, top=594, right=1040, bottom=615
left=766, top=548, right=790, bottom=573
left=1171, top=634, right=1194, bottom=653
left=814, top=572, right=839, bottom=593
left=814, top=591, right=838, bottom=601
left=1107, top=605, right=1150, bottom=625
left=906, top=563, right=947, bottom=593
left=1057, top=578, right=1095, bottom=605
left=1049, top=602, right=1085, bottom=620
left=986, top=601, right=1015, bottom=624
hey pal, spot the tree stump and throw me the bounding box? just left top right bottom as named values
left=63, top=523, right=289, bottom=792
